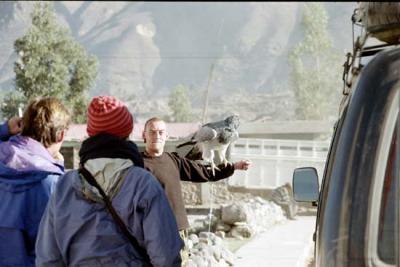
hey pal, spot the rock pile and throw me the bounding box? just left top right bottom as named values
left=189, top=197, right=287, bottom=238
left=221, top=196, right=286, bottom=237
left=186, top=232, right=236, bottom=267
left=186, top=197, right=287, bottom=266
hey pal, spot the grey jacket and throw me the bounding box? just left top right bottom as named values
left=36, top=161, right=183, bottom=267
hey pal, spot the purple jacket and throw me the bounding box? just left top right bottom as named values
left=0, top=123, right=64, bottom=267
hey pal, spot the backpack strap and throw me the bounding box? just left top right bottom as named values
left=78, top=166, right=151, bottom=263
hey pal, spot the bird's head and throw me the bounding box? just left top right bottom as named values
left=225, top=115, right=240, bottom=129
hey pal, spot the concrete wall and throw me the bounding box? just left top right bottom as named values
left=60, top=137, right=329, bottom=205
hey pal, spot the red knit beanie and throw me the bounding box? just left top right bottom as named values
left=87, top=96, right=133, bottom=138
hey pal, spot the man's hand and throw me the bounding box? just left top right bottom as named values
left=8, top=116, right=23, bottom=135
left=233, top=159, right=251, bottom=171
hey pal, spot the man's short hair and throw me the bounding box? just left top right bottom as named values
left=143, top=117, right=164, bottom=131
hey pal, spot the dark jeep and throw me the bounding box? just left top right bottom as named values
left=293, top=3, right=399, bottom=267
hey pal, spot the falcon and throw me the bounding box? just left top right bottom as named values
left=177, top=115, right=240, bottom=175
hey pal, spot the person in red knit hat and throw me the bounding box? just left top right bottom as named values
left=86, top=95, right=134, bottom=138
left=36, top=96, right=183, bottom=267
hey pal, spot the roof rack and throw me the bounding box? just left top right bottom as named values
left=339, top=3, right=400, bottom=119
left=342, top=3, right=400, bottom=96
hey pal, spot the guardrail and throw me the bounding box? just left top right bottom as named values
left=228, top=138, right=330, bottom=188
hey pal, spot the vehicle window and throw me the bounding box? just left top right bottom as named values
left=377, top=127, right=397, bottom=264
left=316, top=106, right=348, bottom=225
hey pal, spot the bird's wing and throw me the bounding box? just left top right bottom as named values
left=203, top=119, right=225, bottom=129
left=176, top=140, right=196, bottom=148
left=194, top=126, right=218, bottom=142
left=184, top=144, right=203, bottom=160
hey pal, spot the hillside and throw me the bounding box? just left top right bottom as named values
left=0, top=2, right=355, bottom=122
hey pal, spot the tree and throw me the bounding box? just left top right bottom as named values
left=1, top=2, right=98, bottom=122
left=168, top=84, right=193, bottom=122
left=289, top=3, right=342, bottom=120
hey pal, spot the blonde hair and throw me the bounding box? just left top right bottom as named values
left=21, top=97, right=71, bottom=148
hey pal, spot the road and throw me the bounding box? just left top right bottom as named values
left=234, top=216, right=315, bottom=267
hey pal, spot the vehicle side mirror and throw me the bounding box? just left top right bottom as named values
left=292, top=167, right=319, bottom=203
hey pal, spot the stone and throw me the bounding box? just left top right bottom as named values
left=233, top=221, right=247, bottom=226
left=189, top=219, right=207, bottom=234
left=189, top=233, right=199, bottom=245
left=196, top=242, right=208, bottom=251
left=230, top=224, right=253, bottom=238
left=199, top=231, right=212, bottom=239
left=215, top=231, right=226, bottom=239
left=254, top=196, right=267, bottom=204
left=191, top=255, right=207, bottom=267
left=221, top=203, right=247, bottom=224
left=187, top=239, right=193, bottom=250
left=218, top=259, right=230, bottom=267
left=215, top=221, right=231, bottom=232
left=199, top=236, right=210, bottom=245
left=207, top=256, right=219, bottom=267
left=221, top=247, right=236, bottom=266
left=213, top=236, right=223, bottom=246
left=186, top=259, right=197, bottom=267
left=211, top=245, right=222, bottom=261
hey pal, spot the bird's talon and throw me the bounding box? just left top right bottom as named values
left=222, top=160, right=228, bottom=167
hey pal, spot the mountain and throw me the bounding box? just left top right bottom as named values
left=0, top=2, right=356, bottom=122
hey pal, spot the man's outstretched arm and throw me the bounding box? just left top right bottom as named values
left=171, top=152, right=251, bottom=182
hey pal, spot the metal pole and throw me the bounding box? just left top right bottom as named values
left=201, top=62, right=215, bottom=124
left=201, top=18, right=224, bottom=124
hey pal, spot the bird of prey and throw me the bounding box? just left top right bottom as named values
left=177, top=115, right=240, bottom=175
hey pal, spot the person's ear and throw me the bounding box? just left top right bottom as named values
left=57, top=129, right=65, bottom=143
left=142, top=131, right=146, bottom=143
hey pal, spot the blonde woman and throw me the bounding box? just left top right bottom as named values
left=0, top=97, right=70, bottom=267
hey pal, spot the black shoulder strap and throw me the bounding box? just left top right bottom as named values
left=78, top=166, right=151, bottom=263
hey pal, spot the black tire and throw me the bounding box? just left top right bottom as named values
left=359, top=2, right=400, bottom=44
